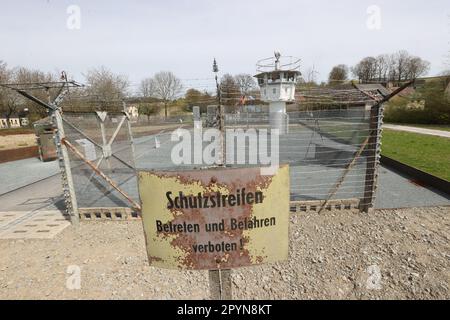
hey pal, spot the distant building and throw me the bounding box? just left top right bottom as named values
left=0, top=117, right=7, bottom=129
left=8, top=115, right=21, bottom=128
left=126, top=105, right=139, bottom=119
left=20, top=117, right=29, bottom=126
left=0, top=111, right=30, bottom=129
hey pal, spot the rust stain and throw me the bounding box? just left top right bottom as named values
left=139, top=166, right=289, bottom=270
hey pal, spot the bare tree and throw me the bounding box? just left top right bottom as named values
left=0, top=64, right=57, bottom=124
left=375, top=54, right=390, bottom=81
left=389, top=51, right=429, bottom=82
left=139, top=77, right=156, bottom=98
left=352, top=57, right=377, bottom=82
left=84, top=66, right=130, bottom=106
left=303, top=66, right=319, bottom=86
left=220, top=74, right=240, bottom=109
left=147, top=71, right=183, bottom=119
left=14, top=67, right=56, bottom=117
left=406, top=56, right=430, bottom=79
left=0, top=63, right=20, bottom=126
left=0, top=61, right=9, bottom=108
left=328, top=64, right=349, bottom=85
left=234, top=74, right=257, bottom=95
left=353, top=51, right=430, bottom=83
left=392, top=50, right=409, bottom=82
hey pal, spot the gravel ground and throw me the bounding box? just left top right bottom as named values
left=0, top=206, right=448, bottom=300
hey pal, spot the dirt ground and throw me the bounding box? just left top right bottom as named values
left=0, top=134, right=36, bottom=150
left=0, top=206, right=448, bottom=300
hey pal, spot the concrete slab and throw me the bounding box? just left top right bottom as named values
left=375, top=166, right=450, bottom=209
left=0, top=158, right=59, bottom=195
left=0, top=211, right=29, bottom=228
left=0, top=175, right=63, bottom=212
left=0, top=210, right=70, bottom=239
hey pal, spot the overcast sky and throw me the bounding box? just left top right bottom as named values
left=0, top=0, right=449, bottom=91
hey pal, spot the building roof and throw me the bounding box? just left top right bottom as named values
left=296, top=85, right=377, bottom=106
left=254, top=70, right=301, bottom=78
left=33, top=116, right=53, bottom=126
left=354, top=83, right=391, bottom=100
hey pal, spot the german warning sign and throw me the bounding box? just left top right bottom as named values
left=137, top=165, right=290, bottom=270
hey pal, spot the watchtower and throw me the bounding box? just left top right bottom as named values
left=254, top=52, right=301, bottom=134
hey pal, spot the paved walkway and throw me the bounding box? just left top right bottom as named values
left=384, top=124, right=450, bottom=138
left=0, top=158, right=59, bottom=195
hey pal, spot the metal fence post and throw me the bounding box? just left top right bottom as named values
left=208, top=62, right=233, bottom=300
left=53, top=109, right=80, bottom=224
left=361, top=103, right=384, bottom=213
left=207, top=103, right=233, bottom=299
left=123, top=102, right=137, bottom=168
left=209, top=269, right=232, bottom=300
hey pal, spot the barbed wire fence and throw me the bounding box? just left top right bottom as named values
left=1, top=75, right=413, bottom=223
left=69, top=79, right=390, bottom=216
left=215, top=83, right=385, bottom=213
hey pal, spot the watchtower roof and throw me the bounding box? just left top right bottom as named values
left=254, top=69, right=301, bottom=79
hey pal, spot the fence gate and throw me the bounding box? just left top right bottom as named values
left=60, top=109, right=141, bottom=221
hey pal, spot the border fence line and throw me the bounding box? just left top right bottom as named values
left=1, top=79, right=415, bottom=222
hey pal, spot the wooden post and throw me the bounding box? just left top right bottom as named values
left=361, top=104, right=383, bottom=213
left=209, top=269, right=232, bottom=300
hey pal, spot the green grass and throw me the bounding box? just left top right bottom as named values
left=381, top=129, right=450, bottom=181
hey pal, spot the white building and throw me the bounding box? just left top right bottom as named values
left=0, top=111, right=30, bottom=129
left=20, top=117, right=29, bottom=126
left=126, top=105, right=139, bottom=119
left=254, top=52, right=301, bottom=134
left=8, top=116, right=21, bottom=128
left=0, top=118, right=7, bottom=129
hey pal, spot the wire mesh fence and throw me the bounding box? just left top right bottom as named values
left=62, top=112, right=137, bottom=210
left=222, top=107, right=380, bottom=204
left=59, top=86, right=383, bottom=215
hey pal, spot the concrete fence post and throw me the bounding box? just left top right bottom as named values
left=361, top=103, right=384, bottom=213
left=53, top=109, right=80, bottom=225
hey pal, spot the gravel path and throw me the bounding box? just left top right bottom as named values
left=0, top=206, right=448, bottom=300
left=383, top=125, right=450, bottom=138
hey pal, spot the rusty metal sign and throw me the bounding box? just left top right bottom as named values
left=138, top=165, right=290, bottom=270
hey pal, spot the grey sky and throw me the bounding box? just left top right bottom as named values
left=0, top=0, right=449, bottom=91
